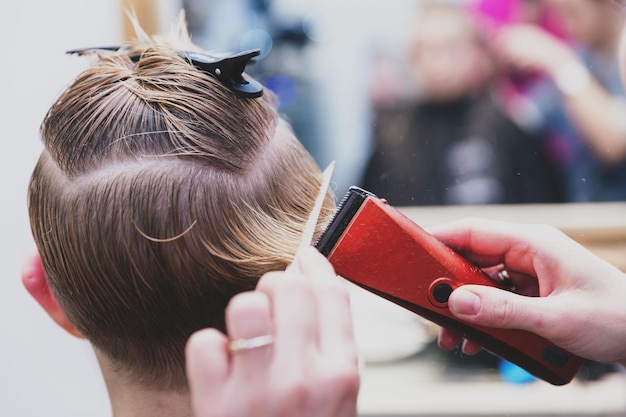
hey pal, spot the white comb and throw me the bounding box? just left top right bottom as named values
left=287, top=161, right=335, bottom=270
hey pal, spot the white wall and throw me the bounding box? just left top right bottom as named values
left=2, top=2, right=125, bottom=416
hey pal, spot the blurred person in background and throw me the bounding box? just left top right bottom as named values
left=485, top=0, right=626, bottom=201
left=360, top=1, right=564, bottom=206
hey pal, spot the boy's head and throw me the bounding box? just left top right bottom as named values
left=26, top=17, right=334, bottom=390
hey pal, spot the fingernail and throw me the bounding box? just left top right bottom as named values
left=295, top=246, right=319, bottom=265
left=451, top=289, right=480, bottom=316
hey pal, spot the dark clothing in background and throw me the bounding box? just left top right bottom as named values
left=360, top=93, right=565, bottom=206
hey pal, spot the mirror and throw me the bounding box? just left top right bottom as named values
left=183, top=0, right=626, bottom=206
left=181, top=1, right=626, bottom=415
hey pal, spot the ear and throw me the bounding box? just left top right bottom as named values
left=21, top=248, right=84, bottom=338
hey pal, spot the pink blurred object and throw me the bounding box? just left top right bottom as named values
left=464, top=0, right=570, bottom=129
left=465, top=0, right=567, bottom=39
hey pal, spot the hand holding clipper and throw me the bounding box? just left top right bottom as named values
left=316, top=187, right=586, bottom=385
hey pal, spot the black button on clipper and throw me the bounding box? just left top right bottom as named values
left=433, top=283, right=453, bottom=304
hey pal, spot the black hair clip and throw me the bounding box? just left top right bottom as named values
left=180, top=50, right=264, bottom=98
left=66, top=47, right=264, bottom=99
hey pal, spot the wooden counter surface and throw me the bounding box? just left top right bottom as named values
left=399, top=202, right=626, bottom=271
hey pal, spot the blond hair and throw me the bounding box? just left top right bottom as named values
left=28, top=15, right=335, bottom=390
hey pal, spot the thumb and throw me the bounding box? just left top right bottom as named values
left=448, top=285, right=550, bottom=334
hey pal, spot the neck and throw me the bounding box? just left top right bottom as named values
left=108, top=384, right=192, bottom=417
left=95, top=350, right=193, bottom=417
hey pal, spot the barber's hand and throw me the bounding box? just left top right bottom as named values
left=491, top=24, right=578, bottom=76
left=185, top=246, right=359, bottom=417
left=430, top=219, right=626, bottom=366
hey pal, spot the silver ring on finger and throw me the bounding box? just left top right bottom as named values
left=228, top=334, right=274, bottom=354
left=497, top=267, right=516, bottom=291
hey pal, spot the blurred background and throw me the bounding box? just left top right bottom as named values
left=1, top=0, right=625, bottom=416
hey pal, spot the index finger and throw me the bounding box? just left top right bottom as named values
left=294, top=247, right=356, bottom=359
left=428, top=218, right=549, bottom=275
left=256, top=269, right=318, bottom=361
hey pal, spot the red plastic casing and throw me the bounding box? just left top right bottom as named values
left=322, top=196, right=585, bottom=385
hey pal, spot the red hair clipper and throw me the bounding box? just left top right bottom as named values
left=315, top=187, right=585, bottom=385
